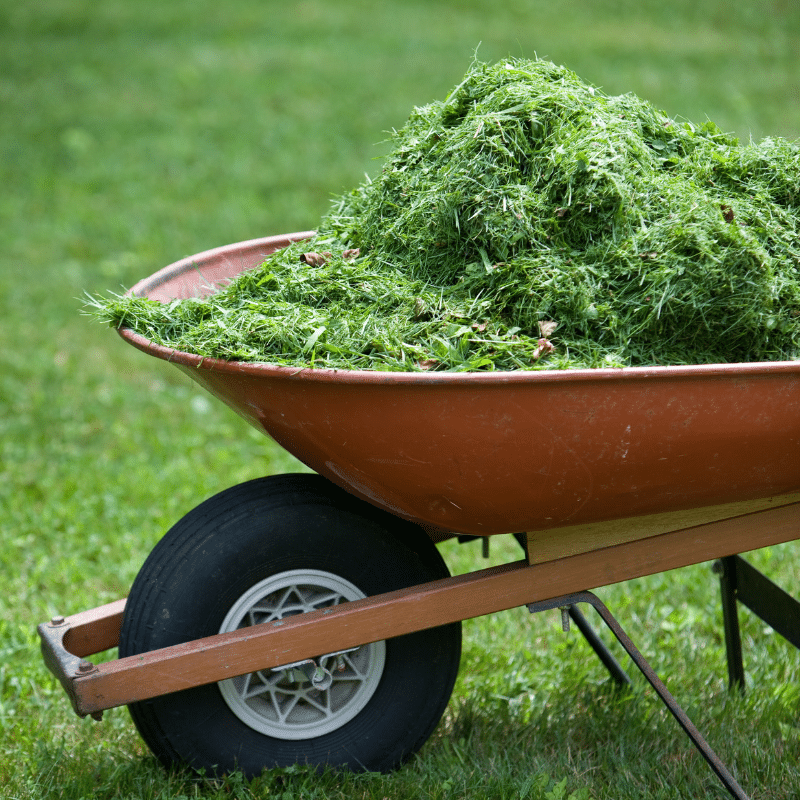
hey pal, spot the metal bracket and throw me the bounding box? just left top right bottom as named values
left=270, top=647, right=359, bottom=690
left=714, top=554, right=800, bottom=691
left=37, top=617, right=103, bottom=720
left=528, top=591, right=749, bottom=800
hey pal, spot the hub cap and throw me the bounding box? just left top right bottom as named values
left=217, top=569, right=386, bottom=739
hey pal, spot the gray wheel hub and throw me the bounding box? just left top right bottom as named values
left=217, top=569, right=386, bottom=740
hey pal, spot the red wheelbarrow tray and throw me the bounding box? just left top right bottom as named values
left=120, top=231, right=800, bottom=542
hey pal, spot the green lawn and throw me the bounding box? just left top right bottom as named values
left=2, top=1, right=799, bottom=798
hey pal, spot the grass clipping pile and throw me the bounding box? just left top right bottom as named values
left=95, top=58, right=800, bottom=371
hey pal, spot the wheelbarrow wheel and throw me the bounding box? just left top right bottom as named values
left=118, top=473, right=461, bottom=777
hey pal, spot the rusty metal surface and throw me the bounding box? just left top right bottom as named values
left=119, top=235, right=800, bottom=536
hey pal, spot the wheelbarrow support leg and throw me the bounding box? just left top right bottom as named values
left=714, top=554, right=800, bottom=692
left=714, top=556, right=745, bottom=691
left=513, top=532, right=630, bottom=686
left=566, top=604, right=631, bottom=687
left=528, top=591, right=749, bottom=800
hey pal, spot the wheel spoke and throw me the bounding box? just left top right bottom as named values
left=243, top=676, right=275, bottom=700
left=338, top=651, right=368, bottom=678
left=308, top=591, right=342, bottom=609
left=272, top=690, right=301, bottom=724
left=237, top=671, right=253, bottom=698
left=273, top=586, right=303, bottom=615
left=300, top=689, right=330, bottom=714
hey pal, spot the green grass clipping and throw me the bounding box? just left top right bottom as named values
left=90, top=57, right=800, bottom=371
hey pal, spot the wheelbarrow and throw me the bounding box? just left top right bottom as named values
left=39, top=233, right=800, bottom=799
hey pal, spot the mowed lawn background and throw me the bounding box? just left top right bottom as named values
left=2, top=1, right=799, bottom=798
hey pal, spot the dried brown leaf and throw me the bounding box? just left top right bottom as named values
left=538, top=320, right=558, bottom=337
left=300, top=251, right=333, bottom=266
left=532, top=338, right=555, bottom=360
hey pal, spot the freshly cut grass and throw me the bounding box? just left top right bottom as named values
left=90, top=57, right=800, bottom=371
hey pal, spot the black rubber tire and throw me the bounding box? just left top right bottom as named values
left=119, top=474, right=461, bottom=776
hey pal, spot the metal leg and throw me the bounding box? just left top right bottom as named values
left=713, top=557, right=745, bottom=691
left=727, top=555, right=800, bottom=647
left=528, top=591, right=750, bottom=800
left=714, top=554, right=800, bottom=692
left=566, top=605, right=631, bottom=687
